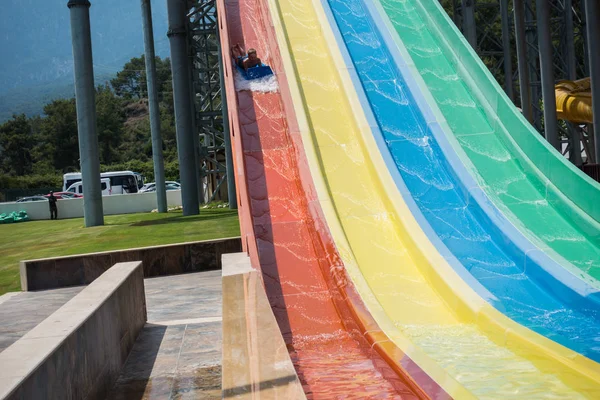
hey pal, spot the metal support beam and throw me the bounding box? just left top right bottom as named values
left=67, top=0, right=104, bottom=227
left=564, top=0, right=577, bottom=81
left=581, top=0, right=590, bottom=77
left=216, top=26, right=237, bottom=209
left=167, top=0, right=200, bottom=215
left=584, top=0, right=600, bottom=162
left=141, top=0, right=167, bottom=213
left=588, top=125, right=597, bottom=163
left=500, top=0, right=514, bottom=100
left=525, top=0, right=542, bottom=130
left=188, top=0, right=230, bottom=204
left=513, top=0, right=532, bottom=122
left=536, top=0, right=560, bottom=150
left=190, top=88, right=203, bottom=204
left=461, top=0, right=477, bottom=48
left=562, top=0, right=582, bottom=166
left=567, top=122, right=583, bottom=166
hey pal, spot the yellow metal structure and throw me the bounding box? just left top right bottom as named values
left=266, top=0, right=600, bottom=397
left=556, top=78, right=593, bottom=123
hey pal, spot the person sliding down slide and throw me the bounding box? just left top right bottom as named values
left=230, top=43, right=273, bottom=80
left=231, top=43, right=261, bottom=69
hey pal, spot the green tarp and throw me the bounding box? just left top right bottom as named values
left=0, top=210, right=29, bottom=224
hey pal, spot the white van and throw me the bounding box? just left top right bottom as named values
left=66, top=178, right=112, bottom=196
left=63, top=171, right=143, bottom=195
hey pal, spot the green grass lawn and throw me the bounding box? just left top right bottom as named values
left=0, top=208, right=240, bottom=295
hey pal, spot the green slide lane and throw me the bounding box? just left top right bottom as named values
left=378, top=0, right=600, bottom=281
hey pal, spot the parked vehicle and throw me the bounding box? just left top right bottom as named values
left=139, top=181, right=181, bottom=193
left=66, top=178, right=112, bottom=196
left=44, top=192, right=83, bottom=199
left=143, top=183, right=181, bottom=193
left=63, top=171, right=143, bottom=195
left=16, top=196, right=48, bottom=203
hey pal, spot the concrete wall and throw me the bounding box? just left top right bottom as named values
left=0, top=190, right=182, bottom=220
left=0, top=262, right=146, bottom=400
left=21, top=237, right=242, bottom=291
left=221, top=253, right=306, bottom=399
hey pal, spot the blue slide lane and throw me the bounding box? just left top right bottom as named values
left=321, top=0, right=600, bottom=361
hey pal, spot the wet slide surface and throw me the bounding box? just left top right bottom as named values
left=265, top=0, right=593, bottom=397
left=378, top=0, right=600, bottom=281
left=219, top=0, right=421, bottom=397
left=323, top=0, right=600, bottom=362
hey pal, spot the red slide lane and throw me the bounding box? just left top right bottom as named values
left=217, top=0, right=448, bottom=398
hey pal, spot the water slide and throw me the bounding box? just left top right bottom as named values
left=323, top=0, right=600, bottom=360
left=218, top=0, right=440, bottom=397
left=376, top=0, right=600, bottom=283
left=556, top=78, right=594, bottom=124
left=219, top=0, right=600, bottom=397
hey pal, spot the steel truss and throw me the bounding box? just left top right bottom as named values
left=187, top=0, right=229, bottom=203
left=441, top=0, right=594, bottom=165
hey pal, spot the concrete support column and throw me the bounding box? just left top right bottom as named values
left=536, top=0, right=560, bottom=150
left=584, top=0, right=600, bottom=162
left=167, top=0, right=199, bottom=215
left=141, top=0, right=167, bottom=213
left=500, top=0, right=514, bottom=101
left=513, top=0, right=532, bottom=123
left=67, top=0, right=104, bottom=227
left=216, top=26, right=237, bottom=209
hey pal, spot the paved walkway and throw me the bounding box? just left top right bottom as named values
left=0, top=286, right=83, bottom=352
left=106, top=270, right=222, bottom=400
left=0, top=270, right=223, bottom=399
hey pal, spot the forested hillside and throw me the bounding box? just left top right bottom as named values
left=0, top=0, right=169, bottom=122
left=0, top=56, right=180, bottom=201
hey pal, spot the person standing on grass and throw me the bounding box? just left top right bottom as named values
left=48, top=191, right=58, bottom=220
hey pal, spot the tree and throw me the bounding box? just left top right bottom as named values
left=41, top=99, right=79, bottom=172
left=29, top=115, right=55, bottom=174
left=155, top=56, right=174, bottom=107
left=96, top=84, right=125, bottom=164
left=110, top=55, right=172, bottom=101
left=111, top=55, right=176, bottom=164
left=110, top=56, right=146, bottom=99
left=0, top=114, right=34, bottom=175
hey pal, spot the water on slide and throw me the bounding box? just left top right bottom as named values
left=221, top=0, right=421, bottom=397
left=265, top=0, right=592, bottom=397
left=322, top=0, right=600, bottom=363
left=378, top=0, right=600, bottom=282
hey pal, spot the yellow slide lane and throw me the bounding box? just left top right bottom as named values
left=266, top=0, right=599, bottom=397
